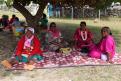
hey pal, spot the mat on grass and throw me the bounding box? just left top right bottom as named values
left=9, top=51, right=121, bottom=70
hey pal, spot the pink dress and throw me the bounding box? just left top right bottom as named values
left=48, top=29, right=61, bottom=39
left=46, top=29, right=62, bottom=51
left=89, top=35, right=115, bottom=60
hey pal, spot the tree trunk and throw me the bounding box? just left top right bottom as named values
left=26, top=16, right=40, bottom=33
left=13, top=1, right=47, bottom=33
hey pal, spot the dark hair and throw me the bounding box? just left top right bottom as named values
left=43, top=13, right=47, bottom=18
left=2, top=15, right=9, bottom=20
left=101, top=26, right=112, bottom=35
left=80, top=21, right=86, bottom=26
left=41, top=25, right=48, bottom=30
left=12, top=14, right=16, bottom=18
left=50, top=22, right=56, bottom=28
left=15, top=17, right=19, bottom=21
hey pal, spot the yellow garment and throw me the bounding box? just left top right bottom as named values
left=12, top=26, right=24, bottom=36
left=60, top=48, right=72, bottom=54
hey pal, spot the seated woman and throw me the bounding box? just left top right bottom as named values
left=45, top=22, right=68, bottom=52
left=89, top=27, right=116, bottom=62
left=39, top=13, right=48, bottom=29
left=73, top=21, right=93, bottom=53
left=12, top=17, right=24, bottom=37
left=15, top=27, right=43, bottom=63
left=0, top=15, right=10, bottom=31
left=39, top=25, right=48, bottom=50
left=9, top=14, right=16, bottom=24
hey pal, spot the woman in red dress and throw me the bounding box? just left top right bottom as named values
left=15, top=27, right=43, bottom=63
left=73, top=21, right=94, bottom=53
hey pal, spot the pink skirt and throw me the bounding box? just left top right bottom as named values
left=88, top=47, right=101, bottom=59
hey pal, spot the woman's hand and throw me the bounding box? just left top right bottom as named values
left=28, top=54, right=32, bottom=62
left=26, top=47, right=31, bottom=51
left=106, top=52, right=114, bottom=64
left=18, top=55, right=22, bottom=62
left=108, top=60, right=114, bottom=64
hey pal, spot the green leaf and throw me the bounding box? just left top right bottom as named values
left=5, top=0, right=13, bottom=7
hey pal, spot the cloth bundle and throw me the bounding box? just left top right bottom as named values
left=60, top=47, right=72, bottom=55
left=1, top=60, right=12, bottom=69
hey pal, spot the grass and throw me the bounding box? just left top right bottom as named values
left=1, top=66, right=121, bottom=81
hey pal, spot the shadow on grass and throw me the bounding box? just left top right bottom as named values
left=57, top=22, right=121, bottom=52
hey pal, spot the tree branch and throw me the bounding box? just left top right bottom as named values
left=13, top=1, right=33, bottom=19
left=35, top=1, right=48, bottom=19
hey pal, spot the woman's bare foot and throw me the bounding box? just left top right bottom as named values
left=82, top=56, right=88, bottom=59
left=28, top=60, right=35, bottom=65
left=108, top=60, right=114, bottom=64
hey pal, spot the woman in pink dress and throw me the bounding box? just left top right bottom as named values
left=89, top=27, right=116, bottom=62
left=46, top=22, right=68, bottom=52
left=48, top=22, right=62, bottom=40
left=73, top=21, right=93, bottom=53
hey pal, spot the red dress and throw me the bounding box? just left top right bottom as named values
left=15, top=35, right=43, bottom=56
left=73, top=28, right=93, bottom=49
left=9, top=18, right=15, bottom=24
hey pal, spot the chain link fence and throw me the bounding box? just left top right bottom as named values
left=48, top=6, right=121, bottom=19
left=1, top=4, right=121, bottom=19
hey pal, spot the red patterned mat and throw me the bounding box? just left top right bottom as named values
left=10, top=51, right=121, bottom=70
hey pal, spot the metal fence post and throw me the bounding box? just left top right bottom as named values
left=99, top=9, right=101, bottom=20
left=71, top=6, right=74, bottom=19
left=62, top=7, right=64, bottom=17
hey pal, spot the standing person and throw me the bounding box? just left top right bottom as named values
left=15, top=27, right=43, bottom=63
left=73, top=21, right=93, bottom=53
left=89, top=27, right=116, bottom=62
left=55, top=3, right=61, bottom=18
left=47, top=3, right=53, bottom=18
left=12, top=17, right=24, bottom=37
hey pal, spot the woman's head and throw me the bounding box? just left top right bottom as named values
left=15, top=17, right=19, bottom=21
left=25, top=27, right=34, bottom=38
left=12, top=14, right=16, bottom=18
left=43, top=13, right=47, bottom=18
left=50, top=22, right=56, bottom=30
left=101, top=27, right=112, bottom=37
left=80, top=21, right=86, bottom=30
